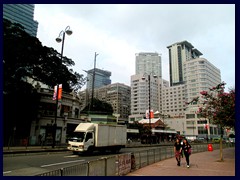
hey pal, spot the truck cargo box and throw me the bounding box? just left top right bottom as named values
left=95, top=124, right=126, bottom=147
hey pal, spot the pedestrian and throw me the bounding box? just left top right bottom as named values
left=174, top=138, right=182, bottom=166
left=182, top=139, right=192, bottom=168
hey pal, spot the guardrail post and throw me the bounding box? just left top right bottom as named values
left=104, top=157, right=107, bottom=176
left=147, top=150, right=149, bottom=165
left=60, top=168, right=63, bottom=176
left=87, top=162, right=90, bottom=176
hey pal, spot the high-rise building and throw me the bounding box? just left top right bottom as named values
left=162, top=84, right=186, bottom=117
left=86, top=68, right=111, bottom=90
left=79, top=83, right=130, bottom=122
left=96, top=83, right=131, bottom=121
left=184, top=57, right=221, bottom=108
left=130, top=74, right=161, bottom=117
left=135, top=52, right=162, bottom=78
left=167, top=41, right=202, bottom=86
left=131, top=52, right=162, bottom=117
left=3, top=4, right=38, bottom=37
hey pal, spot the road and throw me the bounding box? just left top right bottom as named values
left=3, top=146, right=170, bottom=176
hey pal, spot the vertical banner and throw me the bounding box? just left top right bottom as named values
left=146, top=110, right=154, bottom=119
left=145, top=110, right=149, bottom=119
left=58, top=84, right=62, bottom=100
left=53, top=84, right=62, bottom=100
left=53, top=85, right=57, bottom=100
left=150, top=109, right=154, bottom=119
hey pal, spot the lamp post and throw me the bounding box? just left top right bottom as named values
left=52, top=26, right=72, bottom=148
left=142, top=73, right=157, bottom=143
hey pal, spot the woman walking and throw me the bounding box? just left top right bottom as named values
left=174, top=138, right=182, bottom=166
left=182, top=139, right=192, bottom=168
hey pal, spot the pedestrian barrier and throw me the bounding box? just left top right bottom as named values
left=35, top=143, right=233, bottom=176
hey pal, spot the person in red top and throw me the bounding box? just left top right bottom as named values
left=182, top=139, right=192, bottom=168
left=174, top=138, right=182, bottom=166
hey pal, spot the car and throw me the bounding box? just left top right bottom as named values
left=212, top=138, right=220, bottom=143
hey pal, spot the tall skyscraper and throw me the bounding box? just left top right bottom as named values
left=130, top=74, right=160, bottom=116
left=3, top=4, right=38, bottom=37
left=86, top=68, right=111, bottom=90
left=167, top=41, right=202, bottom=86
left=131, top=52, right=162, bottom=117
left=135, top=52, right=162, bottom=78
left=184, top=57, right=221, bottom=107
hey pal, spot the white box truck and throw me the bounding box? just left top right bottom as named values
left=67, top=123, right=127, bottom=154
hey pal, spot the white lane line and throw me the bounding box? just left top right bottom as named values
left=64, top=155, right=79, bottom=158
left=41, top=159, right=85, bottom=167
left=3, top=171, right=12, bottom=174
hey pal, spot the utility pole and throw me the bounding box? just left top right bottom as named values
left=90, top=52, right=98, bottom=112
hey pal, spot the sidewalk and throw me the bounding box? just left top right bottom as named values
left=127, top=147, right=235, bottom=176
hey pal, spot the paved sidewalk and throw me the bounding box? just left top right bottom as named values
left=127, top=147, right=235, bottom=176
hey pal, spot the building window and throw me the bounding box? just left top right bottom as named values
left=186, top=114, right=195, bottom=119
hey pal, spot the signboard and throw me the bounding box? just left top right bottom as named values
left=118, top=153, right=131, bottom=175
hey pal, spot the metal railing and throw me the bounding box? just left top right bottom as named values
left=35, top=143, right=234, bottom=176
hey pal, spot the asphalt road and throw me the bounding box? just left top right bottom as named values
left=3, top=146, right=169, bottom=176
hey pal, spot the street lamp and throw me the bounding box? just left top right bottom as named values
left=142, top=73, right=157, bottom=143
left=52, top=26, right=72, bottom=148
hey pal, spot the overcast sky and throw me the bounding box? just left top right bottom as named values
left=34, top=4, right=235, bottom=91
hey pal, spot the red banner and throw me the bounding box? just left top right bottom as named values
left=53, top=84, right=62, bottom=100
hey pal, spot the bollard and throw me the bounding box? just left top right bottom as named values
left=208, top=143, right=213, bottom=151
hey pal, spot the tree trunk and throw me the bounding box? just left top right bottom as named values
left=219, top=127, right=224, bottom=162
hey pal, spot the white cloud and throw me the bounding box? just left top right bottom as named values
left=34, top=4, right=235, bottom=90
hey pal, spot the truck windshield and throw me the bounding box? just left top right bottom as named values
left=68, top=132, right=85, bottom=142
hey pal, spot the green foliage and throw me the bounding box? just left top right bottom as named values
left=3, top=18, right=86, bottom=93
left=3, top=18, right=86, bottom=144
left=81, top=98, right=114, bottom=115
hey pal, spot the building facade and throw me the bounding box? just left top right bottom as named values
left=162, top=84, right=186, bottom=118
left=167, top=41, right=202, bottom=86
left=130, top=74, right=161, bottom=117
left=129, top=43, right=223, bottom=141
left=30, top=86, right=85, bottom=145
left=135, top=52, right=162, bottom=78
left=184, top=57, right=221, bottom=105
left=86, top=68, right=111, bottom=90
left=3, top=4, right=38, bottom=37
left=79, top=83, right=131, bottom=122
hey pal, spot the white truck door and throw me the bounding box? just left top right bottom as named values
left=84, top=132, right=94, bottom=151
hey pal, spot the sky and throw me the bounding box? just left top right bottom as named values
left=34, top=4, right=235, bottom=91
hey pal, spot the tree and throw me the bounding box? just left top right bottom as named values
left=3, top=18, right=86, bottom=145
left=3, top=19, right=86, bottom=94
left=197, top=82, right=235, bottom=129
left=81, top=98, right=114, bottom=115
left=191, top=82, right=235, bottom=161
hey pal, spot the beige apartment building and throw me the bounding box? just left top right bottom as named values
left=79, top=83, right=131, bottom=123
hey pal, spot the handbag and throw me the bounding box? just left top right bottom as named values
left=188, top=148, right=192, bottom=155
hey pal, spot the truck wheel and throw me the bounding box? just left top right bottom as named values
left=73, top=151, right=79, bottom=155
left=86, top=146, right=94, bottom=155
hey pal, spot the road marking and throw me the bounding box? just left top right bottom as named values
left=41, top=159, right=85, bottom=167
left=3, top=171, right=12, bottom=174
left=64, top=155, right=79, bottom=158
